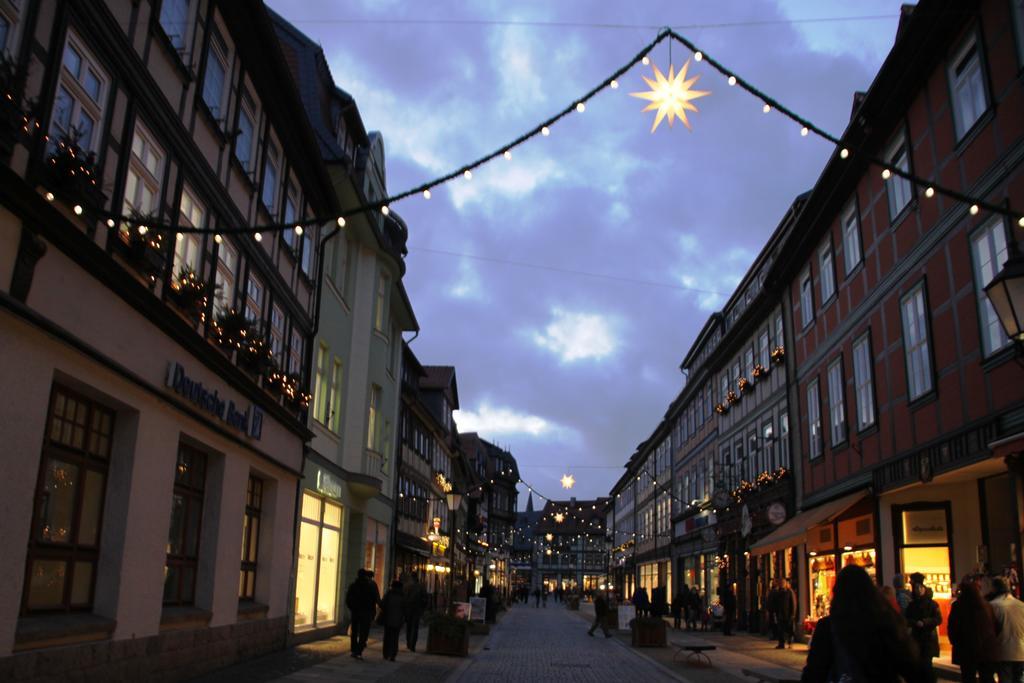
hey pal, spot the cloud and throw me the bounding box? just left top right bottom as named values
left=673, top=238, right=754, bottom=312
left=447, top=154, right=567, bottom=210
left=448, top=257, right=487, bottom=300
left=531, top=307, right=621, bottom=363
left=454, top=403, right=576, bottom=442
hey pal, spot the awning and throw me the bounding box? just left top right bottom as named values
left=749, top=490, right=867, bottom=556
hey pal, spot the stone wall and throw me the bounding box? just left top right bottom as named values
left=0, top=616, right=287, bottom=682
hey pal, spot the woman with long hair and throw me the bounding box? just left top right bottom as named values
left=802, top=564, right=923, bottom=683
left=947, top=579, right=997, bottom=683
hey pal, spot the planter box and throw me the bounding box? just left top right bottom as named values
left=631, top=618, right=667, bottom=648
left=468, top=622, right=490, bottom=635
left=426, top=623, right=469, bottom=657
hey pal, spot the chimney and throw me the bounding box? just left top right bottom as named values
left=895, top=4, right=915, bottom=42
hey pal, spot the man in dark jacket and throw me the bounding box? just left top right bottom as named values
left=588, top=589, right=613, bottom=637
left=345, top=569, right=381, bottom=659
left=905, top=572, right=942, bottom=683
left=380, top=580, right=406, bottom=661
left=402, top=572, right=427, bottom=652
left=771, top=578, right=797, bottom=649
left=722, top=584, right=737, bottom=636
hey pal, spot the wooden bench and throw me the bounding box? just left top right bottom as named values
left=672, top=643, right=716, bottom=667
left=741, top=666, right=802, bottom=683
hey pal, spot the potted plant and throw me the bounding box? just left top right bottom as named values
left=771, top=345, right=785, bottom=365
left=725, top=389, right=740, bottom=406
left=630, top=615, right=667, bottom=647
left=752, top=362, right=768, bottom=379
left=738, top=377, right=752, bottom=394
left=714, top=402, right=728, bottom=415
left=167, top=266, right=218, bottom=322
left=41, top=132, right=106, bottom=209
left=212, top=310, right=256, bottom=352
left=426, top=613, right=470, bottom=656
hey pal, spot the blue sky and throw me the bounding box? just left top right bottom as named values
left=267, top=1, right=905, bottom=507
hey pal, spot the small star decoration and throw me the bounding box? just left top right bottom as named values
left=560, top=473, right=576, bottom=489
left=630, top=59, right=710, bottom=133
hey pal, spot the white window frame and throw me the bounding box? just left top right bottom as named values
left=948, top=32, right=988, bottom=141
left=884, top=134, right=913, bottom=221
left=288, top=327, right=303, bottom=376
left=234, top=89, right=257, bottom=171
left=245, top=276, right=264, bottom=325
left=301, top=231, right=314, bottom=278
left=329, top=357, right=343, bottom=433
left=158, top=0, right=191, bottom=53
left=819, top=243, right=836, bottom=303
left=841, top=201, right=862, bottom=275
left=807, top=379, right=822, bottom=459
left=367, top=384, right=382, bottom=451
left=282, top=183, right=299, bottom=249
left=852, top=333, right=876, bottom=431
left=214, top=239, right=238, bottom=317
left=120, top=123, right=164, bottom=240
left=374, top=272, right=388, bottom=333
left=800, top=268, right=814, bottom=329
left=261, top=140, right=280, bottom=213
left=970, top=216, right=1010, bottom=357
left=827, top=358, right=846, bottom=447
left=50, top=31, right=109, bottom=153
left=201, top=23, right=229, bottom=119
left=270, top=304, right=285, bottom=363
left=173, top=187, right=205, bottom=276
left=0, top=0, right=26, bottom=58
left=901, top=284, right=933, bottom=401
left=313, top=342, right=329, bottom=425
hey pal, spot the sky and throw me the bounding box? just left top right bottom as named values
left=267, top=0, right=905, bottom=509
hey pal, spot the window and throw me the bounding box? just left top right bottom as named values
left=971, top=217, right=1010, bottom=356
left=819, top=244, right=836, bottom=303
left=367, top=384, right=382, bottom=451
left=239, top=476, right=262, bottom=601
left=720, top=373, right=729, bottom=404
left=901, top=285, right=933, bottom=400
left=807, top=380, right=822, bottom=459
left=330, top=358, right=343, bottom=433
left=282, top=186, right=298, bottom=249
left=0, top=0, right=24, bottom=56
left=841, top=202, right=862, bottom=275
left=884, top=134, right=913, bottom=220
left=23, top=386, right=113, bottom=613
left=235, top=91, right=256, bottom=170
left=774, top=312, right=784, bottom=349
left=301, top=232, right=314, bottom=277
left=779, top=412, right=790, bottom=469
left=852, top=333, right=876, bottom=430
left=762, top=418, right=775, bottom=471
left=201, top=25, right=228, bottom=118
left=214, top=239, right=238, bottom=317
left=800, top=269, right=814, bottom=328
left=245, top=276, right=264, bottom=324
left=313, top=343, right=329, bottom=424
left=744, top=347, right=754, bottom=379
left=51, top=33, right=108, bottom=152
left=173, top=188, right=205, bottom=275
left=294, top=493, right=342, bottom=630
left=827, top=359, right=846, bottom=446
left=159, top=0, right=190, bottom=51
left=270, top=305, right=285, bottom=363
left=289, top=328, right=304, bottom=376
left=948, top=34, right=987, bottom=140
left=261, top=141, right=280, bottom=212
left=758, top=330, right=770, bottom=368
left=0, top=12, right=9, bottom=55
left=120, top=124, right=164, bottom=240
left=1015, top=0, right=1024, bottom=66
left=374, top=272, right=388, bottom=333
left=164, top=443, right=207, bottom=605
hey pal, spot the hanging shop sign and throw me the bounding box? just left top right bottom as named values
left=165, top=362, right=263, bottom=439
left=768, top=502, right=786, bottom=526
left=316, top=470, right=343, bottom=499
left=902, top=508, right=948, bottom=545
left=741, top=504, right=752, bottom=538
left=435, top=472, right=453, bottom=493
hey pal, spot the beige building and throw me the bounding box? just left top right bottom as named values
left=0, top=0, right=338, bottom=679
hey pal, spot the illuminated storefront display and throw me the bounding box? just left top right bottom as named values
left=896, top=504, right=953, bottom=635
left=294, top=493, right=343, bottom=631
left=804, top=507, right=876, bottom=632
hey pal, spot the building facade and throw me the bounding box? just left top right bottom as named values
left=0, top=0, right=334, bottom=678
left=534, top=498, right=609, bottom=594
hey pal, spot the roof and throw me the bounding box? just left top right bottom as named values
left=421, top=365, right=459, bottom=409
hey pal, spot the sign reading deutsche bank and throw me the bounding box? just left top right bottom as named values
left=165, top=362, right=263, bottom=440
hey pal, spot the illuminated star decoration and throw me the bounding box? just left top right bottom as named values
left=554, top=513, right=565, bottom=524
left=560, top=473, right=576, bottom=489
left=630, top=59, right=710, bottom=133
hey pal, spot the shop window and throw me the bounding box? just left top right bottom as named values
left=50, top=32, right=108, bottom=153
left=23, top=386, right=114, bottom=613
left=164, top=443, right=207, bottom=606
left=970, top=217, right=1010, bottom=357
left=294, top=492, right=342, bottom=630
left=365, top=519, right=389, bottom=594
left=159, top=0, right=190, bottom=52
left=239, top=475, right=262, bottom=601
left=895, top=505, right=953, bottom=602
left=948, top=33, right=988, bottom=141
left=808, top=553, right=837, bottom=620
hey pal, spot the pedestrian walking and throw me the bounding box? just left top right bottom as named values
left=947, top=579, right=997, bottom=683
left=989, top=576, right=1024, bottom=683
left=894, top=573, right=913, bottom=613
left=673, top=585, right=686, bottom=630
left=480, top=580, right=495, bottom=624
left=379, top=580, right=405, bottom=662
left=588, top=589, right=613, bottom=638
left=687, top=585, right=700, bottom=630
left=533, top=587, right=541, bottom=608
left=801, top=564, right=922, bottom=683
left=632, top=586, right=650, bottom=618
left=402, top=571, right=427, bottom=652
left=721, top=584, right=737, bottom=636
left=542, top=587, right=548, bottom=607
left=770, top=578, right=796, bottom=649
left=905, top=572, right=942, bottom=683
left=345, top=569, right=381, bottom=660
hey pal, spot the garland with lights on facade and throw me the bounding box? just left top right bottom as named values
left=3, top=28, right=1016, bottom=242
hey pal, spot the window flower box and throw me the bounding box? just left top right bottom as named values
left=725, top=390, right=740, bottom=406
left=738, top=377, right=752, bottom=394
left=771, top=345, right=785, bottom=365
left=752, top=363, right=768, bottom=379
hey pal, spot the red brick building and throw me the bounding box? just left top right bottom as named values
left=762, top=0, right=1024, bottom=636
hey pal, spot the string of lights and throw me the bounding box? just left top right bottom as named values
left=23, top=27, right=1021, bottom=243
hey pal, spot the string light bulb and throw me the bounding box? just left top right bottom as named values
left=728, top=75, right=737, bottom=86
left=254, top=231, right=262, bottom=242
left=138, top=225, right=149, bottom=235
left=336, top=217, right=346, bottom=228
left=106, top=219, right=115, bottom=228
left=970, top=204, right=979, bottom=215
left=610, top=79, right=619, bottom=89
left=925, top=187, right=935, bottom=198
left=882, top=169, right=892, bottom=180
left=381, top=205, right=390, bottom=215
left=214, top=234, right=222, bottom=244
left=423, top=189, right=431, bottom=199
left=1018, top=216, right=1024, bottom=228
left=44, top=192, right=54, bottom=201
left=73, top=204, right=83, bottom=215
left=463, top=170, right=472, bottom=181
left=541, top=126, right=550, bottom=136
left=503, top=150, right=512, bottom=160
left=840, top=148, right=849, bottom=159
left=800, top=127, right=809, bottom=137
left=642, top=56, right=650, bottom=65
left=762, top=103, right=771, bottom=114
left=576, top=102, right=585, bottom=113
left=694, top=51, right=703, bottom=62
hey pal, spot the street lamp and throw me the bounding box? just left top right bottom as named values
left=984, top=241, right=1024, bottom=346
left=445, top=491, right=462, bottom=614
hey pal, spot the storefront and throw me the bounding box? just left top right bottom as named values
left=294, top=491, right=344, bottom=632
left=804, top=497, right=876, bottom=630
left=364, top=518, right=390, bottom=594
left=638, top=560, right=673, bottom=607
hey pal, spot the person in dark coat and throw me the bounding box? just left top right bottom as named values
left=801, top=564, right=923, bottom=683
left=533, top=587, right=541, bottom=608
left=687, top=586, right=700, bottom=630
left=771, top=578, right=797, bottom=649
left=380, top=580, right=405, bottom=662
left=345, top=569, right=381, bottom=659
left=905, top=572, right=943, bottom=683
left=402, top=572, right=427, bottom=652
left=632, top=586, right=650, bottom=618
left=721, top=584, right=737, bottom=636
left=673, top=585, right=687, bottom=630
left=947, top=579, right=997, bottom=683
left=480, top=580, right=496, bottom=624
left=588, top=589, right=613, bottom=637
